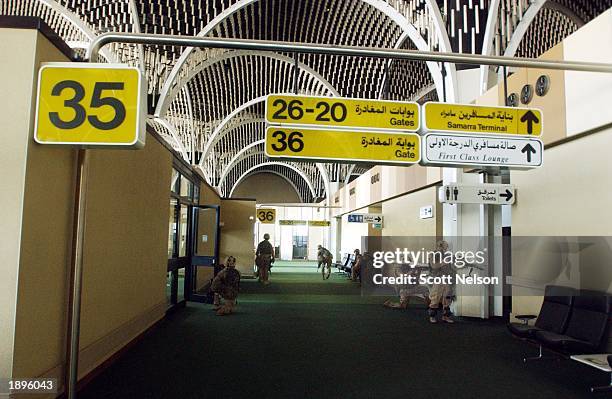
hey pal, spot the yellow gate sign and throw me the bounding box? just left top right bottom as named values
left=266, top=94, right=419, bottom=132
left=256, top=208, right=276, bottom=224
left=265, top=127, right=420, bottom=164
left=279, top=220, right=307, bottom=226
left=308, top=220, right=331, bottom=227
left=423, top=102, right=542, bottom=136
left=34, top=63, right=146, bottom=148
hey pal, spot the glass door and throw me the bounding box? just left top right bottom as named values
left=186, top=205, right=220, bottom=302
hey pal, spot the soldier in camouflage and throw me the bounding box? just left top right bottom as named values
left=317, top=245, right=333, bottom=280
left=255, top=233, right=274, bottom=285
left=211, top=256, right=240, bottom=316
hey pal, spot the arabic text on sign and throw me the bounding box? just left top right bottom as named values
left=266, top=95, right=420, bottom=132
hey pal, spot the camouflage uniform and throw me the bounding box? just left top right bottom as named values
left=317, top=246, right=333, bottom=280
left=256, top=239, right=274, bottom=284
left=211, top=266, right=240, bottom=315
left=428, top=241, right=456, bottom=323
left=384, top=259, right=430, bottom=308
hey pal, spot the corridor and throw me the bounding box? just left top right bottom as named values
left=80, top=263, right=602, bottom=399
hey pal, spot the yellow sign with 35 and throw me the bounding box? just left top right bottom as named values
left=34, top=63, right=145, bottom=148
left=423, top=102, right=542, bottom=136
left=266, top=94, right=419, bottom=132
left=265, top=126, right=420, bottom=164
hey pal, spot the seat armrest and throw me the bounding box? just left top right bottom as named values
left=515, top=315, right=537, bottom=325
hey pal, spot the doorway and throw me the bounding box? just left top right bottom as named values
left=185, top=205, right=220, bottom=302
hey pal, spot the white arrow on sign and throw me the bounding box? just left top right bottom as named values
left=422, top=133, right=543, bottom=168
left=438, top=184, right=516, bottom=205
left=348, top=213, right=383, bottom=224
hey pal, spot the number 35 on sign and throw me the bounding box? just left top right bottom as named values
left=34, top=63, right=146, bottom=148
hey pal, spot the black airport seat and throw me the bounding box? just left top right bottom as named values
left=507, top=285, right=575, bottom=339
left=336, top=254, right=350, bottom=272
left=533, top=290, right=611, bottom=354
left=345, top=254, right=356, bottom=273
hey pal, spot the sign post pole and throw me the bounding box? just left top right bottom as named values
left=65, top=148, right=89, bottom=399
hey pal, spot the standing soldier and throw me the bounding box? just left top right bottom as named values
left=256, top=233, right=274, bottom=285
left=317, top=245, right=333, bottom=280
left=427, top=240, right=455, bottom=323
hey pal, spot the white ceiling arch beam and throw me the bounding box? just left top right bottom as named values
left=198, top=95, right=270, bottom=167
left=237, top=170, right=305, bottom=203
left=37, top=0, right=115, bottom=62
left=197, top=96, right=331, bottom=186
left=195, top=94, right=330, bottom=200
left=494, top=0, right=548, bottom=88
left=479, top=0, right=501, bottom=94
left=157, top=50, right=340, bottom=117
left=127, top=0, right=145, bottom=73
left=155, top=0, right=455, bottom=114
left=227, top=161, right=318, bottom=199
left=152, top=117, right=190, bottom=162
left=424, top=0, right=457, bottom=102
left=217, top=139, right=266, bottom=191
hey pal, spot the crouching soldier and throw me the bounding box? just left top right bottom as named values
left=211, top=256, right=240, bottom=316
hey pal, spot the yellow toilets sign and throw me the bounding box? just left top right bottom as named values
left=423, top=102, right=543, bottom=136
left=34, top=63, right=146, bottom=148
left=266, top=94, right=420, bottom=132
left=265, top=126, right=420, bottom=164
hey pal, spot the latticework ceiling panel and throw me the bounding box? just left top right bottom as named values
left=5, top=0, right=612, bottom=202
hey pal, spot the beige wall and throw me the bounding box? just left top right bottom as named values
left=232, top=173, right=301, bottom=203
left=200, top=181, right=221, bottom=207
left=12, top=132, right=173, bottom=381
left=3, top=29, right=173, bottom=390
left=381, top=186, right=441, bottom=237
left=501, top=44, right=567, bottom=145
left=508, top=10, right=612, bottom=323
left=0, top=28, right=63, bottom=380
left=220, top=199, right=256, bottom=275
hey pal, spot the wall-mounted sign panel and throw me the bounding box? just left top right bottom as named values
left=422, top=133, right=543, bottom=168
left=308, top=220, right=331, bottom=227
left=423, top=102, right=542, bottom=136
left=265, top=127, right=420, bottom=165
left=419, top=205, right=434, bottom=219
left=438, top=184, right=516, bottom=205
left=256, top=208, right=276, bottom=224
left=34, top=63, right=145, bottom=148
left=279, top=220, right=307, bottom=226
left=348, top=213, right=383, bottom=224
left=266, top=94, right=419, bottom=132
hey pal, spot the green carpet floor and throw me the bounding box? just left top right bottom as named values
left=80, top=262, right=607, bottom=399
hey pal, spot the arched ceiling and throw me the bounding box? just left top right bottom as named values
left=4, top=0, right=612, bottom=201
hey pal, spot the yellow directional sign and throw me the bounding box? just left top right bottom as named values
left=279, top=220, right=307, bottom=226
left=266, top=94, right=419, bottom=132
left=34, top=63, right=145, bottom=147
left=256, top=208, right=276, bottom=224
left=423, top=102, right=542, bottom=136
left=265, top=127, right=420, bottom=164
left=308, top=220, right=331, bottom=227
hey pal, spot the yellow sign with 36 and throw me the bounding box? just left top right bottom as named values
left=256, top=208, right=276, bottom=224
left=423, top=102, right=543, bottom=136
left=265, top=126, right=420, bottom=164
left=34, top=63, right=145, bottom=148
left=266, top=94, right=419, bottom=132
